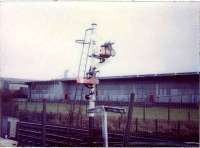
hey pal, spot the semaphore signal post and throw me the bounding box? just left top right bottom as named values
left=75, top=23, right=125, bottom=147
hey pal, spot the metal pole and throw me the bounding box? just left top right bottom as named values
left=102, top=110, right=108, bottom=147
left=77, top=30, right=88, bottom=78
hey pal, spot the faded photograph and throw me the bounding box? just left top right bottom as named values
left=0, top=1, right=199, bottom=147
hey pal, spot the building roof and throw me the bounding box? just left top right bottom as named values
left=0, top=77, right=34, bottom=84
left=97, top=72, right=199, bottom=80
left=25, top=72, right=199, bottom=84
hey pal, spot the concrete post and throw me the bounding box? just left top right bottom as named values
left=88, top=85, right=96, bottom=146
left=123, top=93, right=134, bottom=146
left=102, top=110, right=108, bottom=147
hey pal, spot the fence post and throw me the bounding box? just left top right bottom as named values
left=42, top=99, right=47, bottom=146
left=188, top=111, right=190, bottom=121
left=180, top=95, right=182, bottom=106
left=25, top=100, right=28, bottom=111
left=56, top=103, right=59, bottom=123
left=118, top=115, right=122, bottom=130
left=135, top=118, right=138, bottom=133
left=123, top=93, right=134, bottom=147
left=16, top=122, right=19, bottom=141
left=69, top=108, right=74, bottom=126
left=25, top=100, right=29, bottom=121
left=143, top=98, right=146, bottom=121
left=16, top=104, right=19, bottom=120
left=177, top=120, right=180, bottom=136
left=168, top=98, right=171, bottom=123
left=155, top=119, right=158, bottom=136
left=80, top=113, right=83, bottom=128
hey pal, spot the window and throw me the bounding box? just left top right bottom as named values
left=136, top=88, right=143, bottom=98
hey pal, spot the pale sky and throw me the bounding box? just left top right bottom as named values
left=0, top=2, right=199, bottom=80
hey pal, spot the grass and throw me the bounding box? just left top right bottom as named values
left=16, top=101, right=199, bottom=121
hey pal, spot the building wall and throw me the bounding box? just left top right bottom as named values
left=0, top=80, right=9, bottom=91
left=0, top=79, right=3, bottom=90
left=30, top=81, right=64, bottom=100
left=63, top=76, right=199, bottom=103
left=8, top=84, right=28, bottom=91
left=29, top=75, right=199, bottom=103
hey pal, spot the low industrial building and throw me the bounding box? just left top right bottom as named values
left=0, top=77, right=29, bottom=98
left=26, top=72, right=199, bottom=103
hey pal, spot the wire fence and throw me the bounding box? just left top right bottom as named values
left=1, top=94, right=199, bottom=142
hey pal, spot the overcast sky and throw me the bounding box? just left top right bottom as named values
left=0, top=2, right=199, bottom=80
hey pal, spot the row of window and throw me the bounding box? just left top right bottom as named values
left=66, top=88, right=198, bottom=97
left=97, top=83, right=196, bottom=89
left=66, top=94, right=199, bottom=103
left=31, top=83, right=59, bottom=90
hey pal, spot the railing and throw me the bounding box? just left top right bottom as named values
left=16, top=121, right=198, bottom=147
